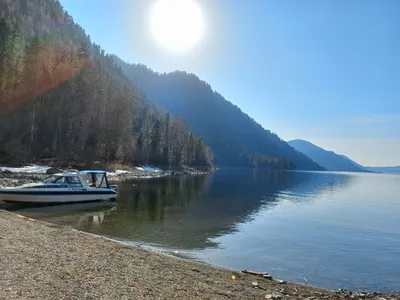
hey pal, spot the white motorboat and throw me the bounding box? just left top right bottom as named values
left=0, top=170, right=118, bottom=204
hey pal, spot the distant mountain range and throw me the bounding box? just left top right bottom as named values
left=288, top=139, right=400, bottom=174
left=363, top=166, right=400, bottom=174
left=288, top=139, right=366, bottom=172
left=113, top=56, right=323, bottom=170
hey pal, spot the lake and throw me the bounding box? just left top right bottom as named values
left=10, top=169, right=400, bottom=292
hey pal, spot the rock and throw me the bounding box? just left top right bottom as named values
left=357, top=293, right=367, bottom=298
left=277, top=288, right=287, bottom=295
left=274, top=279, right=287, bottom=284
left=339, top=289, right=353, bottom=295
left=263, top=274, right=273, bottom=280
left=265, top=293, right=282, bottom=300
left=252, top=282, right=258, bottom=288
left=190, top=268, right=201, bottom=273
left=46, top=167, right=61, bottom=175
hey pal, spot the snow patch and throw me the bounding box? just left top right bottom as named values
left=115, top=170, right=129, bottom=175
left=0, top=164, right=50, bottom=174
left=107, top=169, right=130, bottom=176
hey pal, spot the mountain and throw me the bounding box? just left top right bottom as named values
left=112, top=57, right=323, bottom=171
left=364, top=166, right=400, bottom=174
left=339, top=155, right=367, bottom=170
left=287, top=139, right=366, bottom=172
left=0, top=0, right=213, bottom=169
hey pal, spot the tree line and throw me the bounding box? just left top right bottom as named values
left=239, top=153, right=295, bottom=169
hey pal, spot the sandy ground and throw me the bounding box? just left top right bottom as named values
left=0, top=210, right=398, bottom=300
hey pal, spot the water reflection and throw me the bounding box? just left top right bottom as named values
left=12, top=169, right=354, bottom=251
left=10, top=201, right=117, bottom=228
left=105, top=170, right=295, bottom=249
left=277, top=170, right=356, bottom=203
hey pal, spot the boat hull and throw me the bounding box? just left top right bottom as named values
left=0, top=189, right=117, bottom=204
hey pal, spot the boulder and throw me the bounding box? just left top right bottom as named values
left=46, top=167, right=61, bottom=175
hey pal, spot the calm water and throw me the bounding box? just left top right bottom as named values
left=10, top=169, right=400, bottom=292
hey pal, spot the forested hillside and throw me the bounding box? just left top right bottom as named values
left=113, top=57, right=323, bottom=170
left=0, top=0, right=213, bottom=169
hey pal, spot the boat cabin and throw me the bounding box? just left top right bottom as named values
left=43, top=170, right=112, bottom=189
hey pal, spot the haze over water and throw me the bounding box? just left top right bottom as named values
left=13, top=170, right=400, bottom=292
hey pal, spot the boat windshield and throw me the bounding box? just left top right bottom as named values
left=44, top=175, right=63, bottom=183
left=44, top=175, right=83, bottom=187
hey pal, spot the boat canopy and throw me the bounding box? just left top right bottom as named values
left=80, top=170, right=107, bottom=174
left=79, top=170, right=111, bottom=189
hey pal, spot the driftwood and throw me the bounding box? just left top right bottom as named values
left=242, top=269, right=269, bottom=276
left=274, top=279, right=287, bottom=284
left=243, top=270, right=280, bottom=282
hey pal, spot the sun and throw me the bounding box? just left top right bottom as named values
left=150, top=0, right=204, bottom=51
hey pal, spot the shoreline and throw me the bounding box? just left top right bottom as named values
left=0, top=164, right=212, bottom=186
left=0, top=166, right=212, bottom=209
left=1, top=210, right=398, bottom=299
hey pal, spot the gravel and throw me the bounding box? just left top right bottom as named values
left=1, top=210, right=399, bottom=300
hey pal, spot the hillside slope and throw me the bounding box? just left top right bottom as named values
left=340, top=155, right=368, bottom=170
left=288, top=139, right=366, bottom=172
left=0, top=0, right=213, bottom=169
left=113, top=57, right=323, bottom=170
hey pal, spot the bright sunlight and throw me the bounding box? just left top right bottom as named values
left=150, top=0, right=204, bottom=51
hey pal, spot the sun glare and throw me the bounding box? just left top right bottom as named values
left=150, top=0, right=204, bottom=51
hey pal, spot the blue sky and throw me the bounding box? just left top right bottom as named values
left=60, top=0, right=400, bottom=166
